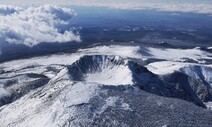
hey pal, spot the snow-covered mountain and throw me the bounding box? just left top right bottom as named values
left=0, top=45, right=212, bottom=127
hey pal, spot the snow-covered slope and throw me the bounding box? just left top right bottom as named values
left=0, top=45, right=212, bottom=127
left=147, top=47, right=212, bottom=63
left=1, top=80, right=212, bottom=127
left=147, top=61, right=212, bottom=86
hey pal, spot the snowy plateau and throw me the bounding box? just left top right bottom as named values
left=0, top=45, right=212, bottom=127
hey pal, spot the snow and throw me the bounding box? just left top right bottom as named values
left=50, top=67, right=69, bottom=83
left=0, top=80, right=101, bottom=127
left=207, top=47, right=212, bottom=50
left=85, top=62, right=133, bottom=85
left=0, top=95, right=43, bottom=127
left=121, top=102, right=131, bottom=111
left=0, top=75, right=40, bottom=88
left=180, top=65, right=212, bottom=87
left=0, top=88, right=11, bottom=99
left=78, top=45, right=142, bottom=59
left=146, top=61, right=212, bottom=87
left=0, top=44, right=212, bottom=126
left=205, top=102, right=212, bottom=110
left=1, top=46, right=210, bottom=72
left=66, top=55, right=135, bottom=86
left=162, top=125, right=169, bottom=127
left=0, top=45, right=140, bottom=75
left=0, top=45, right=212, bottom=127
left=63, top=82, right=100, bottom=107
left=146, top=61, right=188, bottom=75
left=105, top=97, right=118, bottom=107
left=147, top=47, right=212, bottom=63
left=0, top=53, right=82, bottom=70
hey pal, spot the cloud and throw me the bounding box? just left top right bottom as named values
left=0, top=1, right=211, bottom=15
left=0, top=5, right=22, bottom=15
left=0, top=5, right=81, bottom=47
left=2, top=0, right=211, bottom=14
left=67, top=0, right=212, bottom=14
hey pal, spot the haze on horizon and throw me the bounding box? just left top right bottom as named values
left=1, top=0, right=212, bottom=15
left=1, top=0, right=212, bottom=5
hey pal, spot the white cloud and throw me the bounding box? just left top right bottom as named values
left=1, top=0, right=212, bottom=14
left=0, top=5, right=81, bottom=47
left=67, top=1, right=212, bottom=14
left=0, top=5, right=22, bottom=15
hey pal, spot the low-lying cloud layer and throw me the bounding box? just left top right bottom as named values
left=68, top=0, right=212, bottom=14
left=1, top=0, right=212, bottom=14
left=0, top=5, right=80, bottom=47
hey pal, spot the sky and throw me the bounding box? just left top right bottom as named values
left=0, top=0, right=212, bottom=14
left=0, top=0, right=212, bottom=5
